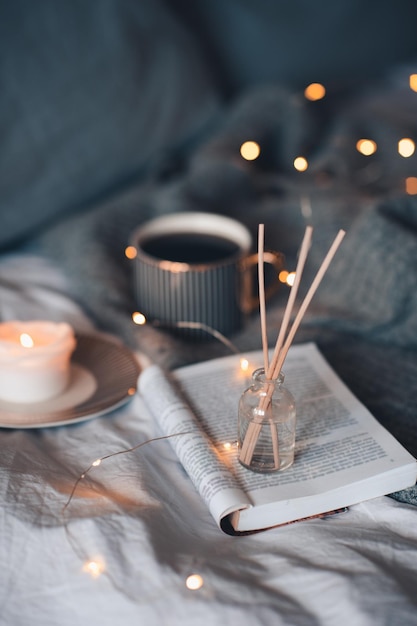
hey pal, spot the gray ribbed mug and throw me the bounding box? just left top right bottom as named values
left=130, top=212, right=283, bottom=338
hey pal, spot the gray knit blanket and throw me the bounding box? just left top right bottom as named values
left=32, top=85, right=417, bottom=505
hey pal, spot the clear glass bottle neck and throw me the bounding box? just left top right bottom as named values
left=252, top=367, right=284, bottom=385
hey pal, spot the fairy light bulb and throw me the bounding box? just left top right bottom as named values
left=125, top=245, right=137, bottom=260
left=405, top=177, right=417, bottom=195
left=356, top=139, right=377, bottom=156
left=83, top=560, right=104, bottom=578
left=240, top=141, right=261, bottom=161
left=132, top=312, right=147, bottom=325
left=304, top=83, right=326, bottom=101
left=293, top=156, right=308, bottom=172
left=398, top=138, right=415, bottom=158
left=240, top=357, right=249, bottom=372
left=286, top=272, right=296, bottom=287
left=279, top=270, right=289, bottom=284
left=186, top=574, right=204, bottom=590
left=409, top=74, right=417, bottom=92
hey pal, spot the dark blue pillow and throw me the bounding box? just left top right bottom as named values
left=0, top=0, right=219, bottom=249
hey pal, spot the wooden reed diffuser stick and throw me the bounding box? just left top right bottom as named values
left=258, top=224, right=269, bottom=373
left=271, top=229, right=345, bottom=380
left=258, top=224, right=280, bottom=468
left=266, top=226, right=313, bottom=381
left=238, top=228, right=346, bottom=469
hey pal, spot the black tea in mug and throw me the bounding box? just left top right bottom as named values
left=130, top=212, right=283, bottom=338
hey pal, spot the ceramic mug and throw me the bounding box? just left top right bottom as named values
left=130, top=212, right=283, bottom=338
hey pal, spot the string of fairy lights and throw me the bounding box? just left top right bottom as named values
left=239, top=78, right=417, bottom=183
left=67, top=74, right=417, bottom=590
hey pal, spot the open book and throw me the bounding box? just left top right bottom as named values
left=138, top=343, right=417, bottom=533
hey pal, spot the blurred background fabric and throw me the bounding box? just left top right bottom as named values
left=2, top=0, right=417, bottom=250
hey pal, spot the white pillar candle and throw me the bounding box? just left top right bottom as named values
left=0, top=321, right=76, bottom=403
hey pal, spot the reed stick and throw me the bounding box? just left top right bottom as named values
left=239, top=228, right=346, bottom=469
left=266, top=225, right=313, bottom=381
left=271, top=228, right=345, bottom=380
left=258, top=224, right=269, bottom=373
left=258, top=224, right=279, bottom=469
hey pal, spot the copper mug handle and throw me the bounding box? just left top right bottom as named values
left=239, top=250, right=285, bottom=314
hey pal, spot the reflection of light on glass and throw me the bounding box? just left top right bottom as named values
left=294, top=156, right=308, bottom=172
left=286, top=272, right=296, bottom=287
left=20, top=333, right=34, bottom=348
left=186, top=574, right=204, bottom=590
left=356, top=139, right=377, bottom=156
left=398, top=138, right=415, bottom=158
left=409, top=74, right=417, bottom=92
left=240, top=141, right=261, bottom=161
left=132, top=312, right=147, bottom=325
left=405, top=177, right=417, bottom=194
left=83, top=560, right=104, bottom=578
left=125, top=246, right=137, bottom=259
left=304, top=83, right=326, bottom=101
left=240, top=357, right=249, bottom=372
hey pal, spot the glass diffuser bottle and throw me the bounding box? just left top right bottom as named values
left=238, top=368, right=296, bottom=472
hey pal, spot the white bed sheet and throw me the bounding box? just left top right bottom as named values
left=1, top=254, right=417, bottom=626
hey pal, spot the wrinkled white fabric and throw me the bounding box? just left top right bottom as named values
left=1, top=255, right=417, bottom=626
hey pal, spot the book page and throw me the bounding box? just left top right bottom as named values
left=138, top=365, right=251, bottom=525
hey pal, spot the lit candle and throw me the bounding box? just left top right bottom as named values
left=0, top=321, right=76, bottom=403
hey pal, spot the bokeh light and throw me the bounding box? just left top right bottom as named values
left=293, top=156, right=308, bottom=172
left=286, top=272, right=296, bottom=287
left=240, top=141, right=261, bottom=161
left=356, top=139, right=377, bottom=156
left=279, top=270, right=289, bottom=284
left=398, top=138, right=415, bottom=158
left=186, top=574, right=204, bottom=590
left=409, top=74, right=417, bottom=92
left=132, top=312, right=147, bottom=325
left=19, top=333, right=34, bottom=348
left=83, top=560, right=105, bottom=579
left=125, top=245, right=137, bottom=259
left=405, top=177, right=417, bottom=194
left=304, top=83, right=326, bottom=101
left=240, top=357, right=249, bottom=372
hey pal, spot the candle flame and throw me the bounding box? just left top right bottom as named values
left=20, top=333, right=34, bottom=348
